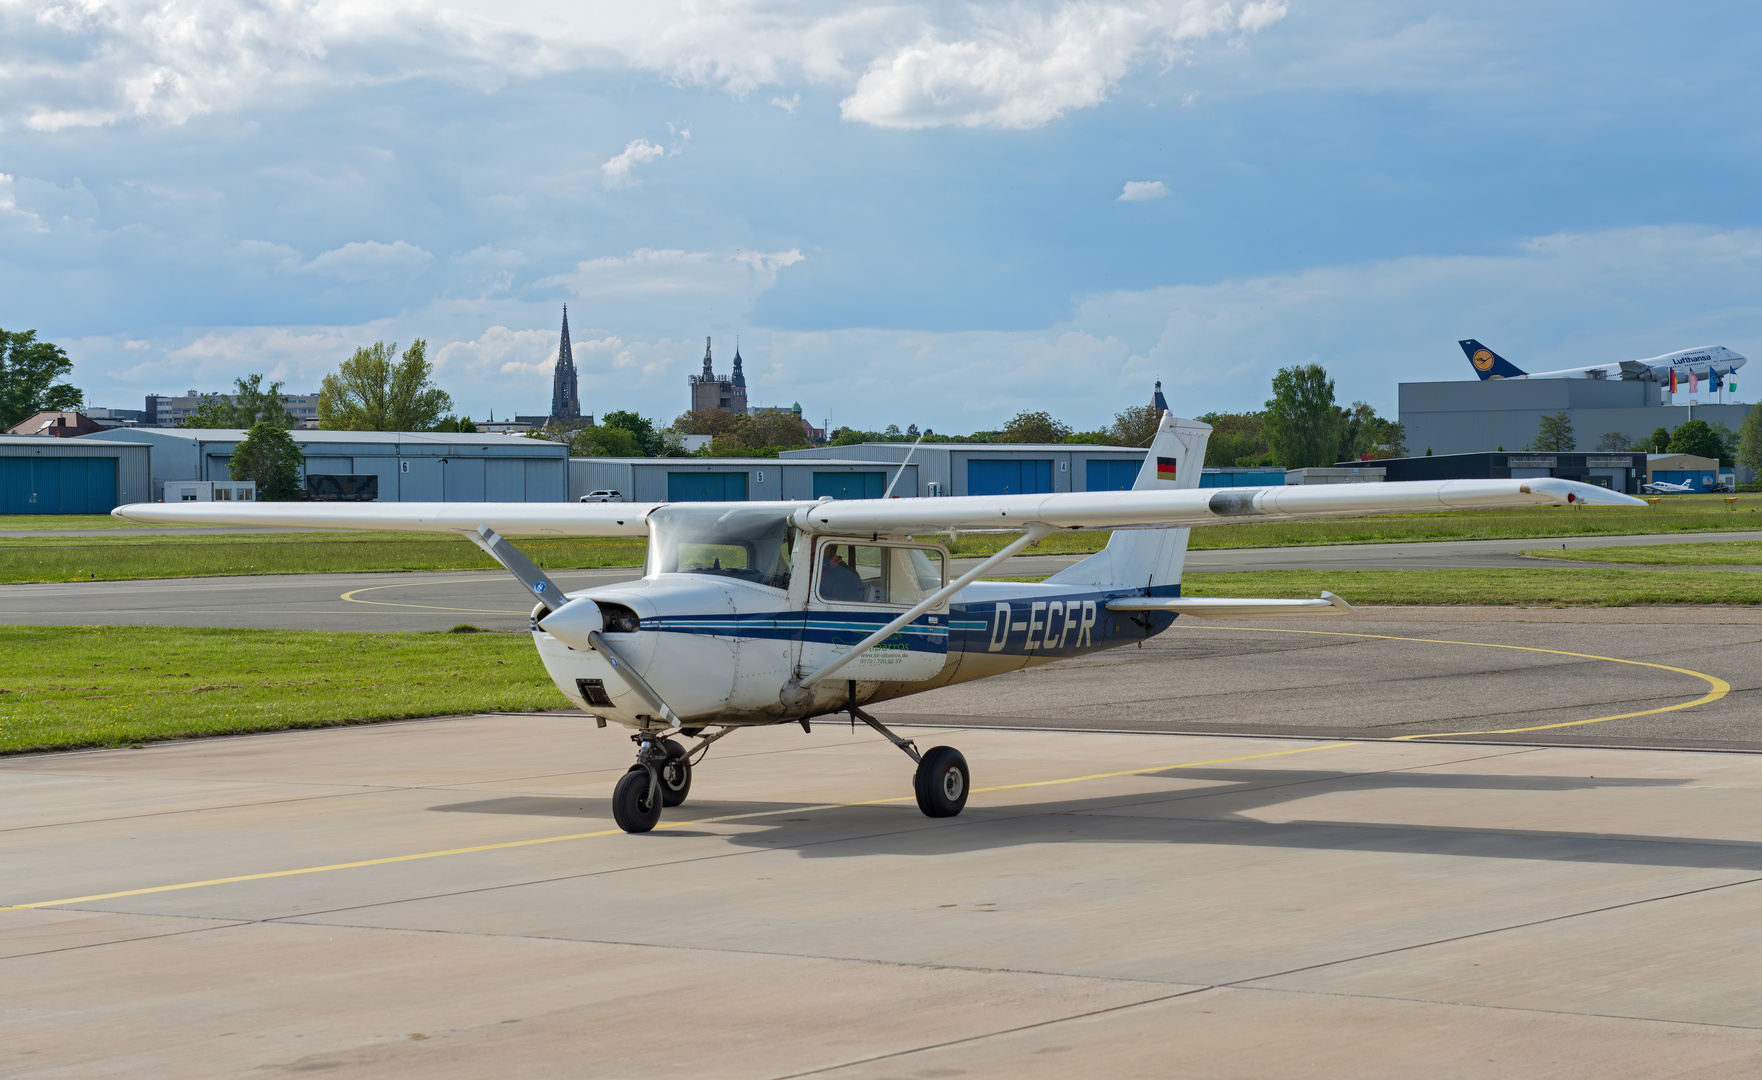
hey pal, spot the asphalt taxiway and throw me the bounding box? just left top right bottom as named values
left=7, top=606, right=1762, bottom=1076
left=4, top=531, right=1759, bottom=633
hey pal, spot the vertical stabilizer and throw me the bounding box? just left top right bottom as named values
left=1045, top=411, right=1211, bottom=594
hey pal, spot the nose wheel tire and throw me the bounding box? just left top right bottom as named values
left=914, top=746, right=970, bottom=818
left=612, top=768, right=662, bottom=833
left=658, top=738, right=691, bottom=807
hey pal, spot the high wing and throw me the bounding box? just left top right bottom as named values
left=112, top=501, right=659, bottom=536
left=113, top=475, right=1643, bottom=536
left=787, top=476, right=1644, bottom=537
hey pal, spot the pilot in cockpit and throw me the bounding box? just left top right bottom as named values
left=819, top=549, right=867, bottom=601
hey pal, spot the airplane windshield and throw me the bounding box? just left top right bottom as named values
left=646, top=506, right=795, bottom=591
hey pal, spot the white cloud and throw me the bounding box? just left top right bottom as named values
left=770, top=93, right=800, bottom=113
left=1118, top=179, right=1168, bottom=201
left=601, top=138, right=666, bottom=187
left=839, top=2, right=1280, bottom=130
left=0, top=174, right=48, bottom=233
left=62, top=227, right=1762, bottom=431
left=303, top=240, right=433, bottom=282
left=1, top=0, right=1286, bottom=132
left=540, top=246, right=805, bottom=299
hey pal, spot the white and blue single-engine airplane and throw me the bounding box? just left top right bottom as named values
left=115, top=413, right=1646, bottom=832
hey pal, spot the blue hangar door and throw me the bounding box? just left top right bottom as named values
left=667, top=472, right=750, bottom=501
left=967, top=459, right=1052, bottom=496
left=812, top=471, right=884, bottom=500
left=1085, top=459, right=1139, bottom=491
left=0, top=457, right=118, bottom=514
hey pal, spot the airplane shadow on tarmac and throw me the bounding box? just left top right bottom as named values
left=427, top=767, right=1762, bottom=873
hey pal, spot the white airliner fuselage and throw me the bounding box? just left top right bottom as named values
left=1461, top=339, right=1746, bottom=384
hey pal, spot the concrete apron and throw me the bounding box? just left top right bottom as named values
left=5, top=716, right=1762, bottom=1077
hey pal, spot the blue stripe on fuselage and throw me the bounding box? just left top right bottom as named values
left=641, top=584, right=1178, bottom=659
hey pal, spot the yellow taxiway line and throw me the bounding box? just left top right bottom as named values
left=1201, top=627, right=1730, bottom=738
left=0, top=631, right=1729, bottom=914
left=0, top=743, right=1351, bottom=912
left=338, top=579, right=527, bottom=616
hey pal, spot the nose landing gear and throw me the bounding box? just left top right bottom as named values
left=611, top=731, right=726, bottom=833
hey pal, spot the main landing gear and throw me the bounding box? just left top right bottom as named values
left=846, top=688, right=970, bottom=819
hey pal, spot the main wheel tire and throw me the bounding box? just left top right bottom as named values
left=612, top=767, right=662, bottom=833
left=659, top=738, right=692, bottom=807
left=914, top=746, right=970, bottom=818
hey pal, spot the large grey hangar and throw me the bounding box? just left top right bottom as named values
left=80, top=429, right=570, bottom=502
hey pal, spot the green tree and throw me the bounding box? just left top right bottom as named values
left=1737, top=409, right=1762, bottom=477
left=570, top=425, right=644, bottom=457
left=180, top=374, right=297, bottom=429
left=830, top=427, right=867, bottom=446
left=1108, top=404, right=1161, bottom=448
left=1195, top=411, right=1270, bottom=466
left=1526, top=411, right=1575, bottom=452
left=601, top=410, right=660, bottom=455
left=996, top=410, right=1072, bottom=444
left=1594, top=432, right=1634, bottom=452
left=429, top=415, right=477, bottom=433
left=1649, top=426, right=1672, bottom=453
left=228, top=422, right=304, bottom=500
left=1262, top=364, right=1340, bottom=468
left=0, top=328, right=83, bottom=429
left=318, top=340, right=453, bottom=431
left=1665, top=419, right=1730, bottom=464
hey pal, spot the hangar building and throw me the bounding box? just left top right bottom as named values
left=1400, top=379, right=1752, bottom=458
left=0, top=435, right=152, bottom=514
left=1358, top=450, right=1649, bottom=494
left=79, top=429, right=570, bottom=502
left=780, top=442, right=1149, bottom=497
left=570, top=458, right=920, bottom=503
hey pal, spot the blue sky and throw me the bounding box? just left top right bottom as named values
left=3, top=0, right=1761, bottom=433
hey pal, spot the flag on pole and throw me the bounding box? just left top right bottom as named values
left=1669, top=368, right=1678, bottom=393
left=1690, top=369, right=1700, bottom=393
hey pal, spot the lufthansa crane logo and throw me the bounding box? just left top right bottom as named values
left=1472, top=349, right=1496, bottom=372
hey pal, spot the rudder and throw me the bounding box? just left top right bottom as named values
left=1046, top=411, right=1211, bottom=594
left=1459, top=339, right=1527, bottom=380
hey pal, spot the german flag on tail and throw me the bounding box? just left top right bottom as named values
left=1156, top=456, right=1178, bottom=482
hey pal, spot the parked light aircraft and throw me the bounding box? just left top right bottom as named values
left=1641, top=480, right=1696, bottom=494
left=1461, top=339, right=1746, bottom=384
left=114, top=413, right=1646, bottom=832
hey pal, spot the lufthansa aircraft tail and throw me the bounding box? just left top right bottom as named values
left=1460, top=339, right=1528, bottom=380
left=1045, top=410, right=1209, bottom=596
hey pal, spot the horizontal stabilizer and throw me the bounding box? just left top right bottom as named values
left=1107, top=592, right=1354, bottom=619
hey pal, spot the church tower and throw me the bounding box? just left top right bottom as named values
left=550, top=305, right=581, bottom=420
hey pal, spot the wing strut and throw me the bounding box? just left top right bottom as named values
left=784, top=524, right=1052, bottom=703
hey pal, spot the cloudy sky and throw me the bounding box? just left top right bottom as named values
left=3, top=0, right=1760, bottom=432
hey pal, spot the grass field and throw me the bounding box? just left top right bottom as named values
left=1522, top=541, right=1762, bottom=566
left=0, top=531, right=648, bottom=584
left=0, top=514, right=206, bottom=530
left=1178, top=568, right=1762, bottom=607
left=944, top=493, right=1762, bottom=557
left=2, top=493, right=1759, bottom=585
left=0, top=625, right=568, bottom=754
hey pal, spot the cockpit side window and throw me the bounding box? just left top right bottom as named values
left=816, top=542, right=946, bottom=606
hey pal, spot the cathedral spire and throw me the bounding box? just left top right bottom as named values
left=550, top=305, right=581, bottom=420
left=732, top=335, right=745, bottom=388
